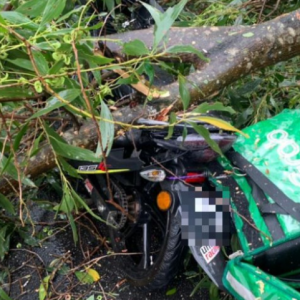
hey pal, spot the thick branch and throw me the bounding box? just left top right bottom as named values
left=106, top=9, right=300, bottom=109
left=0, top=106, right=148, bottom=195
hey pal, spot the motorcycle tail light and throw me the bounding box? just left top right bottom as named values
left=184, top=172, right=206, bottom=183
left=140, top=169, right=166, bottom=182
left=157, top=191, right=172, bottom=211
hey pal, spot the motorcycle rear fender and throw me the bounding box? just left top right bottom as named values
left=160, top=180, right=227, bottom=290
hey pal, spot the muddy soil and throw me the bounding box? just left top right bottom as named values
left=0, top=203, right=211, bottom=300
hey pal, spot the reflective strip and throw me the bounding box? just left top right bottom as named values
left=77, top=169, right=130, bottom=174
left=226, top=271, right=256, bottom=300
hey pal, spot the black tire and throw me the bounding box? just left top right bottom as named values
left=126, top=215, right=184, bottom=290
left=108, top=183, right=184, bottom=290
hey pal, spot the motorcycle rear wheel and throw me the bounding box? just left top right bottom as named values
left=108, top=184, right=184, bottom=290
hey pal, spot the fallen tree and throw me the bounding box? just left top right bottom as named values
left=106, top=9, right=300, bottom=110
left=1, top=2, right=300, bottom=195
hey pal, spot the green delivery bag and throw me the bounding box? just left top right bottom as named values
left=218, top=109, right=300, bottom=294
left=223, top=258, right=300, bottom=300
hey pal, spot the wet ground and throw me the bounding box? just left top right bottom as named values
left=0, top=203, right=211, bottom=300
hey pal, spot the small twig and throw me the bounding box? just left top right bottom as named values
left=231, top=208, right=272, bottom=242
left=71, top=38, right=114, bottom=202
left=264, top=0, right=281, bottom=19
left=258, top=0, right=268, bottom=22
left=98, top=4, right=123, bottom=38
left=151, top=156, right=194, bottom=187
left=0, top=111, right=26, bottom=226
left=10, top=248, right=45, bottom=266
left=71, top=251, right=143, bottom=273
left=97, top=281, right=108, bottom=300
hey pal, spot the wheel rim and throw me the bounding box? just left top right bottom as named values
left=109, top=199, right=171, bottom=281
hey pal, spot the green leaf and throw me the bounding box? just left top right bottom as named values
left=40, top=0, right=67, bottom=28
left=166, top=287, right=177, bottom=296
left=75, top=270, right=94, bottom=284
left=18, top=230, right=39, bottom=246
left=43, top=122, right=102, bottom=162
left=30, top=89, right=81, bottom=119
left=103, top=0, right=115, bottom=15
left=192, top=116, right=247, bottom=137
left=0, top=194, right=14, bottom=214
left=183, top=271, right=198, bottom=278
left=116, top=75, right=138, bottom=85
left=0, top=13, right=7, bottom=34
left=57, top=188, right=78, bottom=244
left=70, top=188, right=104, bottom=223
left=0, top=11, right=38, bottom=30
left=182, top=125, right=188, bottom=143
left=209, top=282, right=219, bottom=300
left=56, top=182, right=76, bottom=211
left=30, top=132, right=44, bottom=157
left=193, top=102, right=235, bottom=114
left=16, top=0, right=46, bottom=18
left=57, top=6, right=84, bottom=22
left=0, top=155, right=36, bottom=187
left=123, top=39, right=149, bottom=56
left=6, top=58, right=34, bottom=72
left=189, top=123, right=223, bottom=156
left=78, top=44, right=113, bottom=65
left=142, top=0, right=188, bottom=48
left=32, top=51, right=49, bottom=76
left=58, top=157, right=81, bottom=178
left=34, top=41, right=59, bottom=51
left=0, top=287, right=13, bottom=300
left=0, top=87, right=35, bottom=99
left=14, top=122, right=29, bottom=151
left=49, top=60, right=65, bottom=74
left=165, top=112, right=177, bottom=140
left=0, top=225, right=11, bottom=261
left=242, top=32, right=254, bottom=37
left=39, top=275, right=50, bottom=300
left=99, top=100, right=114, bottom=156
left=44, top=28, right=73, bottom=38
left=166, top=45, right=209, bottom=62
left=143, top=61, right=154, bottom=85
left=178, top=75, right=190, bottom=111
left=190, top=276, right=211, bottom=297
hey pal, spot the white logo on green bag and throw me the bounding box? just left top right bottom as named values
left=267, top=129, right=300, bottom=187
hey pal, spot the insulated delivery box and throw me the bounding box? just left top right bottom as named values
left=219, top=109, right=300, bottom=299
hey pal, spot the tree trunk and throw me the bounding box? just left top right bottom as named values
left=107, top=9, right=300, bottom=110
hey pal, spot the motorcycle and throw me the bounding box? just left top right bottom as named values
left=71, top=117, right=237, bottom=290
left=72, top=1, right=300, bottom=297
left=71, top=0, right=236, bottom=292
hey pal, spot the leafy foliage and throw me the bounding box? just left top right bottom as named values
left=0, top=0, right=206, bottom=262
left=0, top=0, right=300, bottom=298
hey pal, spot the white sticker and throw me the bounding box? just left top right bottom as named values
left=78, top=165, right=98, bottom=171
left=200, top=246, right=220, bottom=263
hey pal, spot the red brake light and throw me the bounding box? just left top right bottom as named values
left=185, top=172, right=206, bottom=183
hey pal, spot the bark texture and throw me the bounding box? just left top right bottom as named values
left=107, top=9, right=300, bottom=110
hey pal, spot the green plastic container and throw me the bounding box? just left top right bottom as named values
left=219, top=109, right=300, bottom=299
